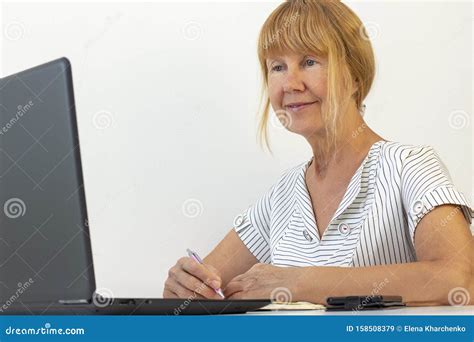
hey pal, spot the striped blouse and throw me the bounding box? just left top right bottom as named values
left=233, top=140, right=473, bottom=267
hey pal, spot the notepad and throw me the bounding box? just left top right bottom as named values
left=258, top=301, right=325, bottom=311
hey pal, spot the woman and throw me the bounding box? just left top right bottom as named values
left=163, top=0, right=473, bottom=306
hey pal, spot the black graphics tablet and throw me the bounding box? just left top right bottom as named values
left=0, top=58, right=270, bottom=315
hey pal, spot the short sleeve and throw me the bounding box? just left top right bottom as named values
left=401, top=145, right=473, bottom=243
left=233, top=183, right=275, bottom=264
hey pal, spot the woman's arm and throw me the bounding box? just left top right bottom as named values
left=225, top=204, right=473, bottom=305
left=204, top=229, right=259, bottom=288
left=296, top=204, right=472, bottom=305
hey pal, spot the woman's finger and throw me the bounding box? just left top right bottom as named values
left=162, top=288, right=178, bottom=298
left=226, top=291, right=244, bottom=300
left=165, top=277, right=206, bottom=299
left=180, top=257, right=222, bottom=289
left=174, top=269, right=222, bottom=299
left=223, top=280, right=245, bottom=298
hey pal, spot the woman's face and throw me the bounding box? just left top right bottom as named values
left=266, top=52, right=327, bottom=138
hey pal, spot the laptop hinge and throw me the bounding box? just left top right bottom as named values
left=58, top=299, right=91, bottom=305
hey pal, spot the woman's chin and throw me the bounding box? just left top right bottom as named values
left=286, top=122, right=325, bottom=138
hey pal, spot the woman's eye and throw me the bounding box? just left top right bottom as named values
left=305, top=59, right=317, bottom=67
left=271, top=65, right=284, bottom=72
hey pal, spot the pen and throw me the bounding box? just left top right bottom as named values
left=186, top=248, right=225, bottom=298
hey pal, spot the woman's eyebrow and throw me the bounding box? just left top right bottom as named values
left=267, top=55, right=317, bottom=65
left=303, top=54, right=318, bottom=60
left=266, top=58, right=275, bottom=66
left=266, top=57, right=283, bottom=66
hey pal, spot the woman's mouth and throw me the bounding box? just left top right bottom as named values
left=285, top=101, right=319, bottom=112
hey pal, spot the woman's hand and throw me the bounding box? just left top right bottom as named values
left=163, top=257, right=224, bottom=299
left=224, top=263, right=301, bottom=300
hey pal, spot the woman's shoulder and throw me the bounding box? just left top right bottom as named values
left=381, top=140, right=437, bottom=155
left=378, top=141, right=452, bottom=183
left=380, top=141, right=443, bottom=167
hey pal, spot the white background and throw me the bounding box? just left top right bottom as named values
left=1, top=0, right=472, bottom=297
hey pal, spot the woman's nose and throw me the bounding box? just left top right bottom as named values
left=283, top=69, right=305, bottom=93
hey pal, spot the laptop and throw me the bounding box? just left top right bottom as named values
left=0, top=58, right=270, bottom=315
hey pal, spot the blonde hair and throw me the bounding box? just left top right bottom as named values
left=257, top=0, right=375, bottom=154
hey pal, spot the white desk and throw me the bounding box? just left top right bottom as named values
left=244, top=305, right=474, bottom=315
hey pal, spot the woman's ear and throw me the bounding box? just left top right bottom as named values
left=351, top=77, right=359, bottom=96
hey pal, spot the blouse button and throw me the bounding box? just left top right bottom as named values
left=303, top=229, right=313, bottom=242
left=411, top=199, right=424, bottom=216
left=338, top=223, right=351, bottom=236
left=233, top=214, right=245, bottom=227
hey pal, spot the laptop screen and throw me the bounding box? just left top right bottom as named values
left=0, top=58, right=96, bottom=304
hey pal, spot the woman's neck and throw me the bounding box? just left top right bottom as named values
left=307, top=114, right=384, bottom=180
